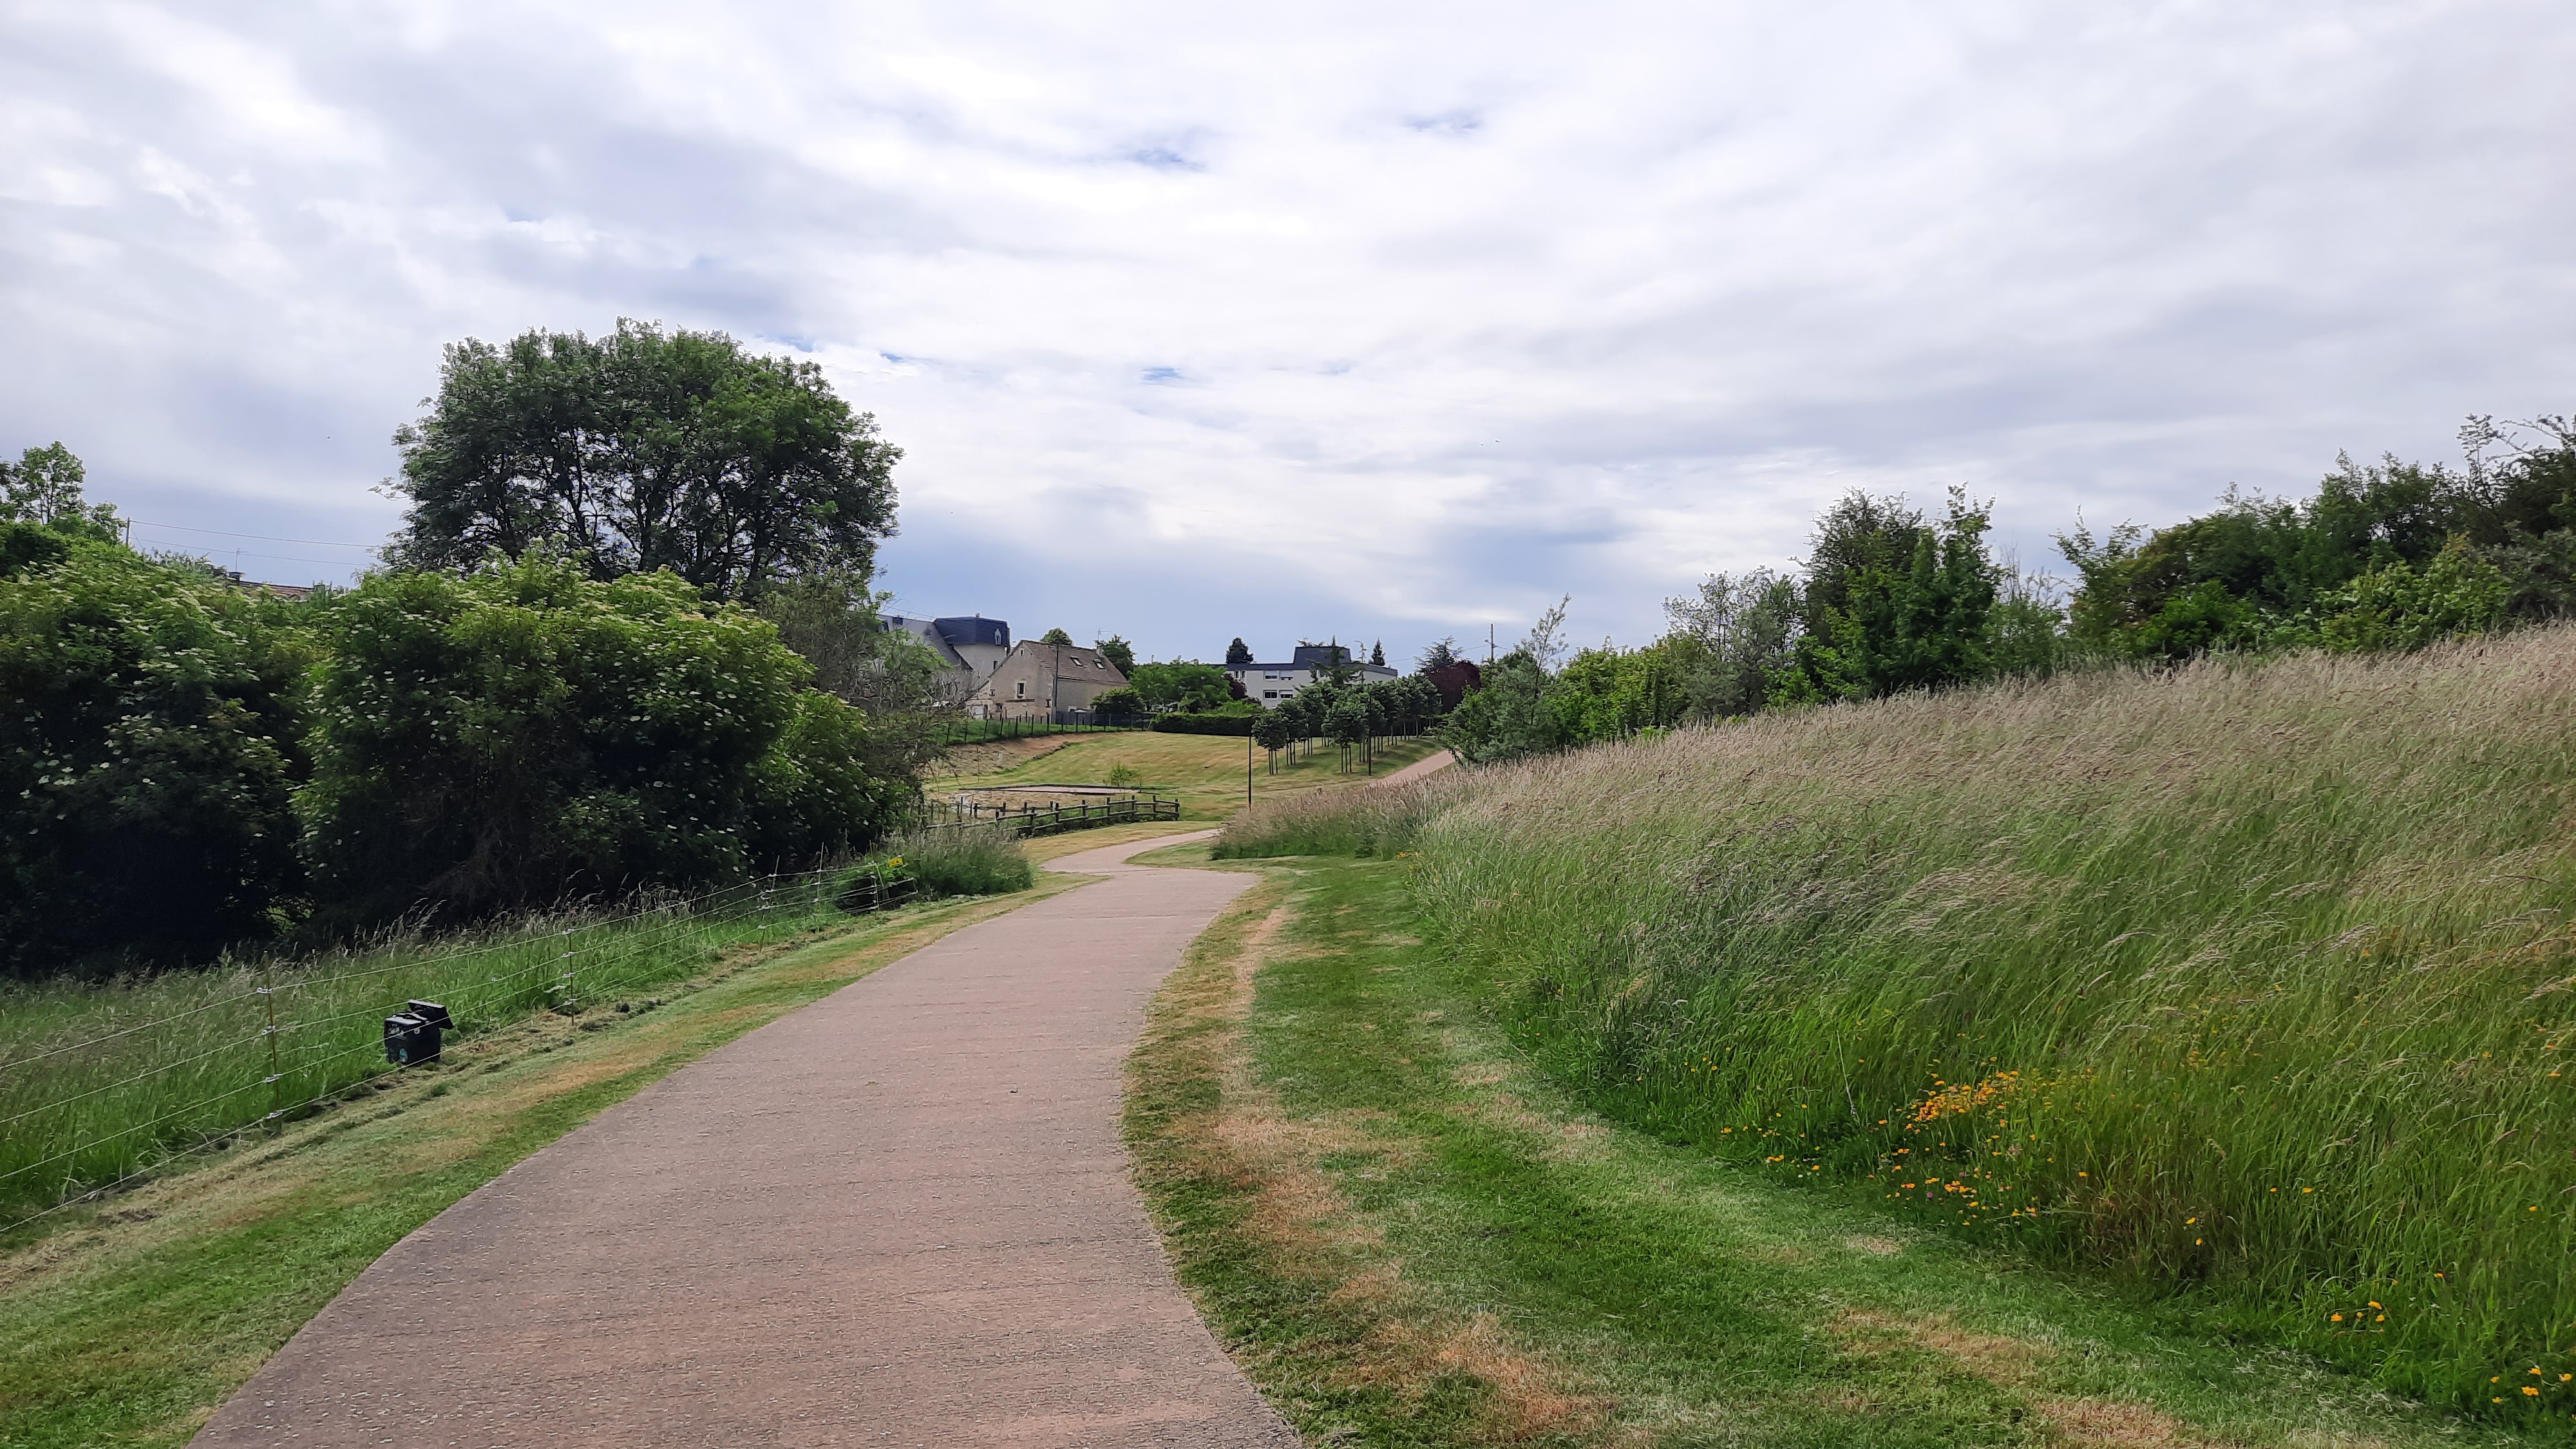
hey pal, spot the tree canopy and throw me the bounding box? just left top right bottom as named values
left=1125, top=661, right=1236, bottom=712
left=1225, top=636, right=1252, bottom=665
left=0, top=443, right=122, bottom=544
left=384, top=321, right=900, bottom=601
left=2058, top=421, right=2576, bottom=659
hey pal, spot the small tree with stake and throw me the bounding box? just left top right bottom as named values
left=1251, top=707, right=1298, bottom=774
left=1326, top=693, right=1370, bottom=773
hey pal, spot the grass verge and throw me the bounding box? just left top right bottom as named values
left=1209, top=635, right=2576, bottom=1421
left=0, top=852, right=1132, bottom=1449
left=1130, top=848, right=2535, bottom=1446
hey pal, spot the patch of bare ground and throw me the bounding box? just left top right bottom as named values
left=1833, top=1311, right=2250, bottom=1447
left=933, top=733, right=1074, bottom=777
left=1437, top=1063, right=1611, bottom=1166
left=1135, top=882, right=1609, bottom=1443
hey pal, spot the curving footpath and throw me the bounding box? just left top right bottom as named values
left=1373, top=748, right=1455, bottom=787
left=193, top=833, right=1296, bottom=1449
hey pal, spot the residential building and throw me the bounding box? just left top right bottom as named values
left=1224, top=642, right=1397, bottom=708
left=965, top=640, right=1130, bottom=721
left=885, top=614, right=1013, bottom=703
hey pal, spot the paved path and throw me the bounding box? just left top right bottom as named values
left=194, top=833, right=1296, bottom=1449
left=1376, top=748, right=1456, bottom=786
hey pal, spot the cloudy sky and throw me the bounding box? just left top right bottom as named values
left=5, top=2, right=2571, bottom=663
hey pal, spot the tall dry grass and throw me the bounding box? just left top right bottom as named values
left=1221, top=630, right=2576, bottom=1416
left=0, top=871, right=850, bottom=1227
left=1212, top=775, right=1459, bottom=860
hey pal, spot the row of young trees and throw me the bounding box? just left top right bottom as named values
left=3, top=325, right=945, bottom=979
left=1441, top=412, right=2576, bottom=764
left=1249, top=671, right=1443, bottom=773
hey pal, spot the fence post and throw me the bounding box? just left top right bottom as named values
left=260, top=978, right=283, bottom=1132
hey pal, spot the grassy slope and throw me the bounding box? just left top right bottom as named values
left=0, top=829, right=1180, bottom=1449
left=0, top=877, right=857, bottom=1218
left=929, top=728, right=1443, bottom=819
left=1213, top=632, right=2576, bottom=1426
left=1130, top=849, right=2527, bottom=1447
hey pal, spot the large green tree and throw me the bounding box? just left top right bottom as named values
left=385, top=321, right=900, bottom=601
left=1779, top=488, right=2001, bottom=702
left=0, top=443, right=122, bottom=544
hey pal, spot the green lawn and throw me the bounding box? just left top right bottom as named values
left=1127, top=849, right=2537, bottom=1447
left=931, top=729, right=1444, bottom=820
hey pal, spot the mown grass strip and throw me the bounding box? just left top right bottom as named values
left=0, top=861, right=1119, bottom=1449
left=1130, top=849, right=2534, bottom=1446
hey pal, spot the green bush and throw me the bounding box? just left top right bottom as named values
left=298, top=552, right=894, bottom=927
left=1090, top=686, right=1144, bottom=716
left=1, top=532, right=312, bottom=974
left=1124, top=660, right=1238, bottom=712
left=848, top=826, right=1032, bottom=901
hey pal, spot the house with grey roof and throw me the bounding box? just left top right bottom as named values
left=1225, top=642, right=1396, bottom=709
left=885, top=614, right=1014, bottom=703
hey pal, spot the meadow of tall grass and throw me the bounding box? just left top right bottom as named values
left=1215, top=629, right=2576, bottom=1420
left=0, top=869, right=851, bottom=1228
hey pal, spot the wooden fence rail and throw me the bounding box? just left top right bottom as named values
left=907, top=795, right=1182, bottom=840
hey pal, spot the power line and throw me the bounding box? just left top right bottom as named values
left=140, top=546, right=374, bottom=571
left=126, top=520, right=384, bottom=549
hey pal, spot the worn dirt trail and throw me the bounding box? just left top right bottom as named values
left=192, top=833, right=1296, bottom=1449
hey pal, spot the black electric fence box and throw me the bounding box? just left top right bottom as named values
left=384, top=1011, right=442, bottom=1065
left=407, top=999, right=454, bottom=1030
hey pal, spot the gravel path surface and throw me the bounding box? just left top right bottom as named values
left=193, top=832, right=1296, bottom=1448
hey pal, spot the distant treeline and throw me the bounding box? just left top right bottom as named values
left=1443, top=412, right=2576, bottom=763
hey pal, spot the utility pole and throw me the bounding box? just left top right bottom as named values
left=1487, top=623, right=1495, bottom=664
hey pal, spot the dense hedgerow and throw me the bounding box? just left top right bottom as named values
left=1217, top=630, right=2576, bottom=1419
left=0, top=529, right=314, bottom=972
left=299, top=553, right=905, bottom=929
left=1, top=529, right=916, bottom=974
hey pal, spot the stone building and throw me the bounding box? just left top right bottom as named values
left=965, top=641, right=1130, bottom=721
left=884, top=614, right=1014, bottom=703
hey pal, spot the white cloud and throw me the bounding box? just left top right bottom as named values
left=1, top=0, right=2571, bottom=656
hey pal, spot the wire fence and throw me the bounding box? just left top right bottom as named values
left=0, top=795, right=1191, bottom=1233
left=0, top=866, right=859, bottom=1233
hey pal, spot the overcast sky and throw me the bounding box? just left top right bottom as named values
left=5, top=2, right=2571, bottom=663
